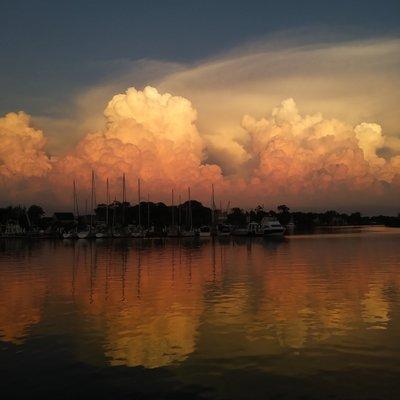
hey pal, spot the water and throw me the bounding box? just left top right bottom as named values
left=1, top=227, right=399, bottom=399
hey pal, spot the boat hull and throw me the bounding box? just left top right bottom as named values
left=199, top=232, right=211, bottom=237
left=132, top=232, right=145, bottom=238
left=95, top=232, right=110, bottom=238
left=77, top=231, right=91, bottom=239
left=181, top=231, right=196, bottom=237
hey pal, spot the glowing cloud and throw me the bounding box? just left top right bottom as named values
left=50, top=86, right=223, bottom=204
left=0, top=112, right=51, bottom=178
left=0, top=85, right=399, bottom=212
left=239, top=98, right=400, bottom=207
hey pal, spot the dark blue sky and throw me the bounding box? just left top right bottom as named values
left=1, top=0, right=399, bottom=116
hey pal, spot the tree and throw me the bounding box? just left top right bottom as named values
left=349, top=212, right=362, bottom=225
left=227, top=208, right=247, bottom=226
left=277, top=204, right=290, bottom=214
left=276, top=205, right=291, bottom=225
left=28, top=205, right=45, bottom=225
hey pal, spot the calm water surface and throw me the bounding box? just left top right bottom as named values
left=1, top=227, right=400, bottom=399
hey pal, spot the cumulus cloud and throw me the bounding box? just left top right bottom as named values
left=240, top=98, right=394, bottom=198
left=0, top=112, right=51, bottom=178
left=36, top=37, right=400, bottom=169
left=156, top=37, right=400, bottom=175
left=50, top=86, right=223, bottom=204
left=242, top=97, right=400, bottom=213
left=1, top=85, right=399, bottom=213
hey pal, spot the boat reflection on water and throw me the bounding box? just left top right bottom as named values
left=0, top=228, right=400, bottom=398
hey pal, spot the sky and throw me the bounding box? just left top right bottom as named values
left=0, top=0, right=400, bottom=214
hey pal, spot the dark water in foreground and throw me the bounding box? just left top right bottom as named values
left=1, top=227, right=400, bottom=399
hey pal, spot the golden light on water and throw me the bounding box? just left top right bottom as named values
left=1, top=232, right=399, bottom=369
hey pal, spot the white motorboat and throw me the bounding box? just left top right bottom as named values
left=259, top=217, right=285, bottom=236
left=232, top=219, right=285, bottom=237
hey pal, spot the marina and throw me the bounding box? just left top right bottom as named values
left=2, top=174, right=399, bottom=240
left=1, top=2, right=399, bottom=398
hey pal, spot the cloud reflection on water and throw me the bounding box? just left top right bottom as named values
left=0, top=230, right=399, bottom=370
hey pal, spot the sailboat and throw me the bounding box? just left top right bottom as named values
left=132, top=178, right=146, bottom=238
left=63, top=179, right=79, bottom=239
left=145, top=193, right=155, bottom=236
left=78, top=171, right=95, bottom=239
left=167, top=189, right=180, bottom=237
left=96, top=178, right=111, bottom=238
left=77, top=230, right=91, bottom=239
left=181, top=187, right=195, bottom=237
left=210, top=185, right=231, bottom=236
left=200, top=183, right=215, bottom=237
left=112, top=173, right=130, bottom=238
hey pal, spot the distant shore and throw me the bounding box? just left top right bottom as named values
left=1, top=202, right=399, bottom=239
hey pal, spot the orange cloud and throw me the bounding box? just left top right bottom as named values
left=0, top=112, right=51, bottom=178
left=0, top=86, right=399, bottom=211
left=49, top=86, right=224, bottom=205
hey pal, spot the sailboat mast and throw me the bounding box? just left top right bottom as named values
left=106, top=178, right=109, bottom=226
left=73, top=180, right=76, bottom=216
left=138, top=178, right=141, bottom=227
left=188, top=187, right=192, bottom=230
left=122, top=173, right=126, bottom=202
left=93, top=173, right=96, bottom=208
left=113, top=195, right=116, bottom=230
left=74, top=180, right=80, bottom=218
left=211, top=184, right=215, bottom=227
left=171, top=189, right=175, bottom=227
left=147, top=193, right=150, bottom=229
left=90, top=170, right=94, bottom=230
left=122, top=173, right=126, bottom=226
left=178, top=194, right=181, bottom=228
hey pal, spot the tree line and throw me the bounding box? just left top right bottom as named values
left=1, top=202, right=399, bottom=230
